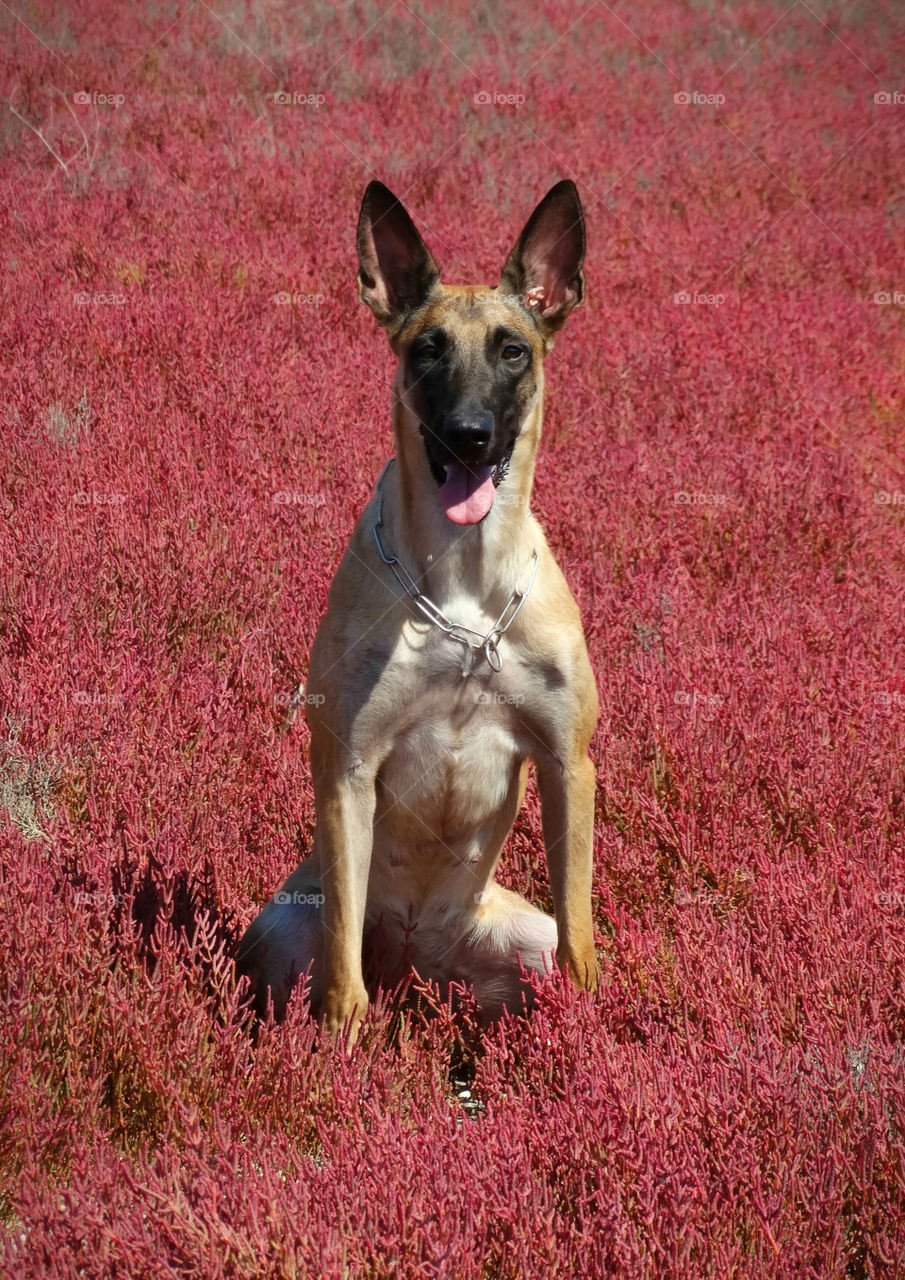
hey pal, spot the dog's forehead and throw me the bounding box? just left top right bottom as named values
left=398, top=286, right=542, bottom=353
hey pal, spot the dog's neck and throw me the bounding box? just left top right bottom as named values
left=381, top=395, right=543, bottom=606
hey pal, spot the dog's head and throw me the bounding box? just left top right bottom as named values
left=356, top=180, right=585, bottom=526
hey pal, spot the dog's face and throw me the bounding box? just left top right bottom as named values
left=356, top=181, right=585, bottom=525
left=393, top=288, right=545, bottom=524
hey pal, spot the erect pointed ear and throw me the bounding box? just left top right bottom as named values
left=356, top=181, right=441, bottom=330
left=499, top=179, right=585, bottom=341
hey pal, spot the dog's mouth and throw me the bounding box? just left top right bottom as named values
left=423, top=442, right=514, bottom=527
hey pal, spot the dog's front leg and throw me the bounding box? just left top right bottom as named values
left=535, top=751, right=598, bottom=993
left=314, top=761, right=377, bottom=1045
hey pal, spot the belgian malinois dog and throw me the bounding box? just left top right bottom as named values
left=237, top=179, right=599, bottom=1041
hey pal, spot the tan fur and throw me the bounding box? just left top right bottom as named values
left=238, top=220, right=598, bottom=1044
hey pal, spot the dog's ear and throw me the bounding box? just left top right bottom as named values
left=500, top=179, right=585, bottom=340
left=356, top=181, right=440, bottom=328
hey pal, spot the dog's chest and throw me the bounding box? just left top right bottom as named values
left=389, top=603, right=539, bottom=714
left=378, top=701, right=517, bottom=826
left=370, top=619, right=534, bottom=847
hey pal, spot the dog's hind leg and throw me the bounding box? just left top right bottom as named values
left=236, top=865, right=324, bottom=1020
left=436, top=883, right=560, bottom=1021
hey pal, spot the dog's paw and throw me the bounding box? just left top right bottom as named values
left=321, top=988, right=369, bottom=1049
left=559, top=945, right=599, bottom=995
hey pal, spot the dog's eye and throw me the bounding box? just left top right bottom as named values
left=502, top=345, right=525, bottom=361
left=419, top=343, right=440, bottom=360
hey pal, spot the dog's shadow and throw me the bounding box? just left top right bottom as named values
left=84, top=856, right=524, bottom=1114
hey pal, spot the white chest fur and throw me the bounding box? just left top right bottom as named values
left=364, top=618, right=532, bottom=891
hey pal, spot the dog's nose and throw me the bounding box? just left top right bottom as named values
left=441, top=410, right=493, bottom=456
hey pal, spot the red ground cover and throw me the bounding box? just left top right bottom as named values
left=2, top=2, right=905, bottom=1275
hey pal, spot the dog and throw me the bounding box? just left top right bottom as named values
left=237, top=178, right=599, bottom=1042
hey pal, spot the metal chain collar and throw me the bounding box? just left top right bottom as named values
left=372, top=458, right=539, bottom=676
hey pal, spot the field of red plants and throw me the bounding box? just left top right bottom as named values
left=2, top=0, right=905, bottom=1275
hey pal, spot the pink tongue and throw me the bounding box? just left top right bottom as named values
left=439, top=463, right=496, bottom=525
